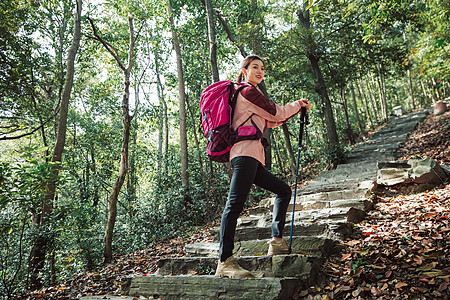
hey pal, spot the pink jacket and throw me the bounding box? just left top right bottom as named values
left=230, top=85, right=304, bottom=166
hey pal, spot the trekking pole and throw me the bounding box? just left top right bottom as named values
left=288, top=106, right=309, bottom=254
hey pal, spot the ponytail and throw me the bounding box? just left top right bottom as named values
left=236, top=70, right=245, bottom=83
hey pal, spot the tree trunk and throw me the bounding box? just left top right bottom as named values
left=432, top=78, right=441, bottom=100
left=376, top=66, right=388, bottom=120
left=281, top=123, right=296, bottom=176
left=350, top=83, right=365, bottom=138
left=425, top=79, right=436, bottom=103
left=356, top=79, right=374, bottom=129
left=154, top=50, right=167, bottom=181
left=28, top=0, right=82, bottom=290
left=88, top=16, right=135, bottom=263
left=104, top=69, right=132, bottom=263
left=271, top=131, right=284, bottom=173
left=365, top=75, right=380, bottom=124
left=167, top=0, right=189, bottom=187
left=341, top=87, right=355, bottom=145
left=205, top=0, right=219, bottom=82
left=297, top=5, right=340, bottom=161
left=185, top=93, right=207, bottom=188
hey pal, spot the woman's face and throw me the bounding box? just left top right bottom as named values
left=243, top=59, right=265, bottom=86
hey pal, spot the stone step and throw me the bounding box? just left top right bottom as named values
left=296, top=179, right=373, bottom=196
left=258, top=180, right=375, bottom=208
left=295, top=187, right=371, bottom=203
left=335, top=161, right=377, bottom=172
left=294, top=198, right=373, bottom=212
left=312, top=169, right=376, bottom=183
left=156, top=254, right=322, bottom=279
left=240, top=198, right=370, bottom=228
left=356, top=133, right=408, bottom=146
left=253, top=197, right=372, bottom=217
left=345, top=155, right=397, bottom=165
left=122, top=274, right=310, bottom=300
left=212, top=219, right=354, bottom=242
left=185, top=236, right=339, bottom=258
left=349, top=142, right=402, bottom=154
left=288, top=206, right=366, bottom=224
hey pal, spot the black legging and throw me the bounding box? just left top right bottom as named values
left=219, top=156, right=292, bottom=262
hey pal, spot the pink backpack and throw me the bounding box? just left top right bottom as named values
left=200, top=81, right=260, bottom=162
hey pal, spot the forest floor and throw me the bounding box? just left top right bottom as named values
left=24, top=110, right=450, bottom=300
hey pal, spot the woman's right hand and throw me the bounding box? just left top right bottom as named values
left=298, top=99, right=311, bottom=111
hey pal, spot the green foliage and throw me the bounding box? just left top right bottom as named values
left=1, top=0, right=449, bottom=296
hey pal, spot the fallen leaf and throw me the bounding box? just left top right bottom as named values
left=341, top=253, right=352, bottom=260
left=395, top=282, right=408, bottom=289
left=371, top=286, right=382, bottom=296
left=439, top=282, right=448, bottom=292
left=413, top=255, right=423, bottom=265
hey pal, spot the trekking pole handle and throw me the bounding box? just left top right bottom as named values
left=298, top=106, right=308, bottom=147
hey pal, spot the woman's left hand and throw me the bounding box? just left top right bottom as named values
left=298, top=99, right=311, bottom=111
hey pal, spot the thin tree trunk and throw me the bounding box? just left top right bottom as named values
left=432, top=78, right=441, bottom=100
left=185, top=93, right=207, bottom=185
left=88, top=16, right=136, bottom=263
left=205, top=0, right=219, bottom=82
left=297, top=4, right=340, bottom=161
left=28, top=0, right=82, bottom=290
left=365, top=75, right=380, bottom=124
left=376, top=66, right=387, bottom=120
left=341, top=87, right=355, bottom=145
left=427, top=79, right=437, bottom=103
left=154, top=50, right=166, bottom=181
left=350, top=83, right=365, bottom=138
left=356, top=79, right=374, bottom=129
left=407, top=70, right=415, bottom=110
left=155, top=52, right=169, bottom=174
left=281, top=123, right=296, bottom=176
left=271, top=131, right=284, bottom=173
left=167, top=0, right=189, bottom=186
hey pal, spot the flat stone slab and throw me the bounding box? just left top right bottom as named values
left=212, top=220, right=354, bottom=242
left=236, top=236, right=338, bottom=257
left=288, top=206, right=365, bottom=224
left=157, top=254, right=322, bottom=279
left=122, top=275, right=307, bottom=300
left=185, top=236, right=338, bottom=258
left=80, top=296, right=132, bottom=300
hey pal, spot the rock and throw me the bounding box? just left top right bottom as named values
left=409, top=158, right=447, bottom=184
left=347, top=207, right=366, bottom=223
left=377, top=165, right=410, bottom=186
left=376, top=158, right=448, bottom=187
left=434, top=101, right=447, bottom=115
left=122, top=275, right=307, bottom=300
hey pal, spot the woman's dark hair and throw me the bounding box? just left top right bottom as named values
left=236, top=55, right=265, bottom=83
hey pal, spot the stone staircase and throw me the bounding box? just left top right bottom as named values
left=104, top=109, right=430, bottom=300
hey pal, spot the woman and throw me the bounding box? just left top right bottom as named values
left=215, top=55, right=311, bottom=278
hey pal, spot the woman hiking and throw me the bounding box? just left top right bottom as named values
left=215, top=55, right=311, bottom=278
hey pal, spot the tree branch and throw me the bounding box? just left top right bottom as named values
left=0, top=110, right=58, bottom=141
left=198, top=0, right=247, bottom=57
left=87, top=17, right=126, bottom=71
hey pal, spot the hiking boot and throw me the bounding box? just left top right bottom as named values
left=267, top=238, right=289, bottom=256
left=214, top=256, right=253, bottom=278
